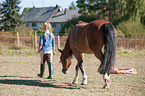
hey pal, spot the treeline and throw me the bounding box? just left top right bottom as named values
left=0, top=0, right=144, bottom=38
left=60, top=0, right=145, bottom=38
left=77, top=0, right=144, bottom=25
left=0, top=0, right=23, bottom=31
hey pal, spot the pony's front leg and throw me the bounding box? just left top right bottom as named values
left=103, top=73, right=111, bottom=88
left=81, top=72, right=87, bottom=85
left=72, top=65, right=79, bottom=84
left=73, top=52, right=87, bottom=85
left=72, top=72, right=79, bottom=84
left=79, top=62, right=87, bottom=85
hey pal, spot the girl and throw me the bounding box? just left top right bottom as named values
left=37, top=22, right=55, bottom=79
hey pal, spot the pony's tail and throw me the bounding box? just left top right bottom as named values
left=98, top=23, right=116, bottom=74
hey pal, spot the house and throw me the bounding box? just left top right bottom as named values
left=22, top=5, right=80, bottom=34
left=48, top=9, right=80, bottom=34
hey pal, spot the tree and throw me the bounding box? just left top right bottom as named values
left=69, top=1, right=76, bottom=9
left=76, top=0, right=88, bottom=15
left=139, top=0, right=145, bottom=25
left=0, top=0, right=23, bottom=31
left=76, top=0, right=145, bottom=25
left=76, top=0, right=118, bottom=20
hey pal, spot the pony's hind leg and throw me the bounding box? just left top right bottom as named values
left=92, top=49, right=111, bottom=88
left=103, top=73, right=111, bottom=88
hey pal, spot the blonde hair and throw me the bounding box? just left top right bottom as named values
left=43, top=22, right=52, bottom=37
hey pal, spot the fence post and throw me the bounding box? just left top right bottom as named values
left=34, top=32, right=37, bottom=52
left=58, top=35, right=60, bottom=49
left=17, top=32, right=19, bottom=46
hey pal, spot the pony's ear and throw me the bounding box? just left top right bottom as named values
left=58, top=49, right=63, bottom=53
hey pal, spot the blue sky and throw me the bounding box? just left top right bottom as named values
left=0, top=0, right=77, bottom=13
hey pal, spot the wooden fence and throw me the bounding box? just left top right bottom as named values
left=0, top=32, right=145, bottom=50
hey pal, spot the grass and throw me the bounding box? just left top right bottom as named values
left=0, top=46, right=145, bottom=96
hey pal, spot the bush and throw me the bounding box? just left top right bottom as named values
left=117, top=21, right=145, bottom=38
left=60, top=18, right=79, bottom=35
left=14, top=24, right=34, bottom=36
left=60, top=15, right=96, bottom=35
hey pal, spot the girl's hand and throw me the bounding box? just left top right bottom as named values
left=37, top=49, right=41, bottom=53
left=53, top=51, right=56, bottom=55
left=37, top=46, right=42, bottom=53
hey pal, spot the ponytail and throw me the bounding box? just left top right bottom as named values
left=49, top=32, right=52, bottom=37
left=43, top=22, right=52, bottom=37
left=44, top=32, right=52, bottom=38
left=44, top=32, right=47, bottom=37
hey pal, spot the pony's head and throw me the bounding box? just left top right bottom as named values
left=58, top=49, right=72, bottom=74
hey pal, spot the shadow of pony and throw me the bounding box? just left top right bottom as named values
left=0, top=78, right=81, bottom=89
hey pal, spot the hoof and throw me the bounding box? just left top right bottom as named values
left=47, top=76, right=53, bottom=79
left=72, top=81, right=78, bottom=84
left=103, top=85, right=109, bottom=89
left=81, top=77, right=87, bottom=85
left=81, top=82, right=87, bottom=85
left=37, top=74, right=43, bottom=78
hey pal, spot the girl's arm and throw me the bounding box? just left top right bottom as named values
left=52, top=35, right=55, bottom=55
left=52, top=47, right=56, bottom=55
left=38, top=34, right=43, bottom=53
left=37, top=45, right=42, bottom=53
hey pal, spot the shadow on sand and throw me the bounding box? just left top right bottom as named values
left=0, top=75, right=82, bottom=89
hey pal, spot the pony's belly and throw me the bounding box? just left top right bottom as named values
left=79, top=48, right=93, bottom=54
left=71, top=44, right=93, bottom=54
left=83, top=50, right=93, bottom=54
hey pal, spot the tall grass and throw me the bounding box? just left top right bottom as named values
left=0, top=44, right=37, bottom=56
left=14, top=24, right=34, bottom=36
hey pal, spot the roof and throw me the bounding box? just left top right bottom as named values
left=22, top=7, right=59, bottom=22
left=48, top=9, right=80, bottom=23
left=22, top=6, right=80, bottom=23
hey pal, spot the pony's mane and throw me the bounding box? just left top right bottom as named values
left=63, top=32, right=73, bottom=58
left=77, top=21, right=88, bottom=27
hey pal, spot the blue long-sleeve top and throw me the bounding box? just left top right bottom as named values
left=39, top=32, right=55, bottom=51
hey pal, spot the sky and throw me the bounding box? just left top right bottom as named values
left=0, top=0, right=77, bottom=14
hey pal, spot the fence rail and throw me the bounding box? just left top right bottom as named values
left=0, top=33, right=145, bottom=50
